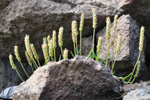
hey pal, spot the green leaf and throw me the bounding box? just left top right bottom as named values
left=59, top=55, right=62, bottom=61
left=70, top=51, right=75, bottom=58
left=100, top=53, right=110, bottom=63
left=88, top=48, right=93, bottom=58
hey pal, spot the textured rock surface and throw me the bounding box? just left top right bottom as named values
left=122, top=0, right=150, bottom=69
left=13, top=56, right=122, bottom=100
left=0, top=0, right=124, bottom=93
left=0, top=0, right=122, bottom=58
left=82, top=14, right=148, bottom=78
left=0, top=59, right=32, bottom=93
left=123, top=81, right=150, bottom=100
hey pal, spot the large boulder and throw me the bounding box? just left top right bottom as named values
left=123, top=81, right=150, bottom=100
left=13, top=56, right=122, bottom=100
left=122, top=0, right=150, bottom=70
left=0, top=0, right=123, bottom=58
left=82, top=14, right=148, bottom=79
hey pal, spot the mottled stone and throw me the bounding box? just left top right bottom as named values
left=13, top=56, right=122, bottom=100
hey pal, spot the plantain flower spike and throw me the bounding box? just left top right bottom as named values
left=24, top=35, right=33, bottom=58
left=113, top=15, right=118, bottom=31
left=47, top=35, right=51, bottom=45
left=92, top=8, right=97, bottom=29
left=9, top=54, right=17, bottom=70
left=43, top=37, right=47, bottom=45
left=49, top=39, right=53, bottom=57
left=30, top=43, right=39, bottom=60
left=106, top=17, right=111, bottom=40
left=42, top=43, right=49, bottom=63
left=116, top=34, right=121, bottom=53
left=97, top=37, right=103, bottom=53
left=58, top=27, right=64, bottom=47
left=72, top=20, right=78, bottom=36
left=79, top=13, right=84, bottom=31
left=139, top=26, right=145, bottom=51
left=53, top=30, right=57, bottom=49
left=63, top=48, right=68, bottom=59
left=14, top=46, right=21, bottom=62
left=25, top=51, right=32, bottom=67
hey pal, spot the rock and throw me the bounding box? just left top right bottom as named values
left=0, top=58, right=32, bottom=93
left=122, top=0, right=150, bottom=72
left=123, top=81, right=150, bottom=100
left=82, top=14, right=147, bottom=78
left=0, top=0, right=123, bottom=59
left=13, top=56, right=122, bottom=100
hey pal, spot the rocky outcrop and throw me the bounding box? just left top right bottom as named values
left=13, top=56, right=122, bottom=100
left=82, top=14, right=147, bottom=78
left=0, top=0, right=122, bottom=58
left=123, top=81, right=150, bottom=100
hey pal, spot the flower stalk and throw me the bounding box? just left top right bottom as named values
left=92, top=8, right=97, bottom=59
left=9, top=54, right=24, bottom=82
left=79, top=13, right=84, bottom=56
left=14, top=46, right=29, bottom=78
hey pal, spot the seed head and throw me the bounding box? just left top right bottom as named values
left=30, top=43, right=39, bottom=60
left=139, top=26, right=145, bottom=51
left=92, top=8, right=97, bottom=29
left=53, top=30, right=57, bottom=49
left=25, top=51, right=32, bottom=66
left=97, top=37, right=103, bottom=53
left=63, top=48, right=68, bottom=59
left=9, top=54, right=17, bottom=70
left=14, top=46, right=21, bottom=62
left=79, top=13, right=84, bottom=31
left=106, top=17, right=111, bottom=40
left=47, top=35, right=51, bottom=45
left=116, top=35, right=121, bottom=53
left=49, top=39, right=53, bottom=57
left=58, top=27, right=64, bottom=47
left=72, top=20, right=78, bottom=36
left=42, top=43, right=49, bottom=63
left=43, top=37, right=47, bottom=45
left=113, top=15, right=118, bottom=31
left=24, top=35, right=33, bottom=58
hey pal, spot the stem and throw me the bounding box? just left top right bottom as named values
left=76, top=37, right=78, bottom=55
left=96, top=52, right=100, bottom=61
left=60, top=47, right=63, bottom=56
left=19, top=62, right=29, bottom=78
left=80, top=31, right=82, bottom=56
left=106, top=40, right=110, bottom=67
left=73, top=42, right=76, bottom=56
left=51, top=56, right=54, bottom=61
left=111, top=53, right=118, bottom=73
left=92, top=28, right=96, bottom=59
left=127, top=51, right=141, bottom=84
left=54, top=48, right=56, bottom=61
left=15, top=69, right=24, bottom=82
left=37, top=59, right=41, bottom=67
left=30, top=63, right=34, bottom=72
left=32, top=58, right=38, bottom=68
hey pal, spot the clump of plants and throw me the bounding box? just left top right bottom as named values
left=9, top=8, right=145, bottom=84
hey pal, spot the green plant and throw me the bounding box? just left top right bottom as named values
left=9, top=9, right=144, bottom=84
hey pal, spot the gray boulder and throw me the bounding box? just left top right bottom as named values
left=0, top=0, right=122, bottom=58
left=123, top=81, right=150, bottom=100
left=13, top=56, right=122, bottom=100
left=82, top=14, right=147, bottom=78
